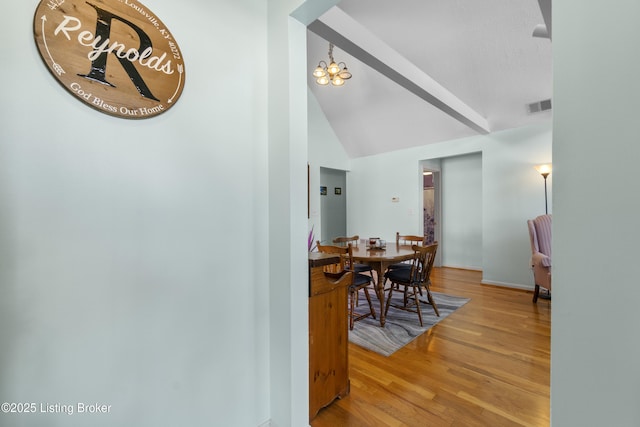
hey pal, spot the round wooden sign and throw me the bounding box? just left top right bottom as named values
left=33, top=0, right=185, bottom=119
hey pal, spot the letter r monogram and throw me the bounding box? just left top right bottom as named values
left=79, top=1, right=160, bottom=101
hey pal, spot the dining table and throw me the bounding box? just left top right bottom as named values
left=351, top=243, right=417, bottom=327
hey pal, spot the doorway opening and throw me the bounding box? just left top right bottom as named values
left=320, top=167, right=347, bottom=244
left=423, top=171, right=436, bottom=244
left=421, top=163, right=442, bottom=266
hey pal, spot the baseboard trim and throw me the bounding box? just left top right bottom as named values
left=480, top=279, right=534, bottom=292
left=440, top=264, right=482, bottom=272
left=257, top=421, right=309, bottom=427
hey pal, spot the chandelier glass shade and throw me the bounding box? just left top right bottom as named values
left=313, top=43, right=352, bottom=86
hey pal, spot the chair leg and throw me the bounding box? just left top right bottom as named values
left=354, top=272, right=376, bottom=309
left=412, top=286, right=424, bottom=327
left=369, top=270, right=377, bottom=288
left=363, top=288, right=376, bottom=319
left=384, top=284, right=395, bottom=318
left=349, top=287, right=376, bottom=330
left=532, top=284, right=540, bottom=303
left=381, top=273, right=390, bottom=295
left=424, top=287, right=440, bottom=317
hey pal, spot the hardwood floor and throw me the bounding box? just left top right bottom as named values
left=310, top=267, right=551, bottom=427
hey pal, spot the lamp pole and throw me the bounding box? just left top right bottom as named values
left=535, top=164, right=552, bottom=215
left=541, top=172, right=549, bottom=214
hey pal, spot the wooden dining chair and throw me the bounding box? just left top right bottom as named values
left=316, top=242, right=376, bottom=330
left=386, top=232, right=426, bottom=272
left=332, top=235, right=377, bottom=286
left=384, top=243, right=439, bottom=326
left=397, top=233, right=426, bottom=246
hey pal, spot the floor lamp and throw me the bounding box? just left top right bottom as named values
left=535, top=164, right=552, bottom=299
left=535, top=164, right=552, bottom=214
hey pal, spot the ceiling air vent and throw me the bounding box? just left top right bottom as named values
left=528, top=99, right=552, bottom=114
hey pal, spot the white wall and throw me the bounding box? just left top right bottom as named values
left=441, top=153, right=483, bottom=270
left=0, top=1, right=270, bottom=426
left=308, top=90, right=351, bottom=246
left=269, top=1, right=340, bottom=426
left=552, top=2, right=640, bottom=426
left=347, top=122, right=552, bottom=289
left=267, top=3, right=306, bottom=426
left=482, top=124, right=553, bottom=287
left=319, top=168, right=347, bottom=243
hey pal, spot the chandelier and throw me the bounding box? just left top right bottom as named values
left=312, top=43, right=352, bottom=86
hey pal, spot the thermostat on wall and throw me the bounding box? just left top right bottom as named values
left=391, top=197, right=400, bottom=203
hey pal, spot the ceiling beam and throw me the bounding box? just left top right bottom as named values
left=536, top=0, right=552, bottom=39
left=309, top=7, right=490, bottom=135
left=290, top=0, right=341, bottom=26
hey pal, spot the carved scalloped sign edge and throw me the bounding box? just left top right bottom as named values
left=33, top=0, right=186, bottom=119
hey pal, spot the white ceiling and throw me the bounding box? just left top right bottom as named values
left=307, top=0, right=553, bottom=158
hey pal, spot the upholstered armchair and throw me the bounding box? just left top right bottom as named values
left=527, top=214, right=552, bottom=302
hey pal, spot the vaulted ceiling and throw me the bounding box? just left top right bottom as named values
left=307, top=0, right=553, bottom=158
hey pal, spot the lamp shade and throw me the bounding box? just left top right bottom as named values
left=313, top=65, right=326, bottom=78
left=327, top=62, right=340, bottom=75
left=316, top=76, right=330, bottom=85
left=331, top=76, right=345, bottom=86
left=338, top=68, right=352, bottom=79
left=535, top=164, right=552, bottom=177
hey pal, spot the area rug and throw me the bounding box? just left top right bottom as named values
left=349, top=291, right=470, bottom=356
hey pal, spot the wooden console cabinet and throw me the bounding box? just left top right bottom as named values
left=308, top=254, right=352, bottom=421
